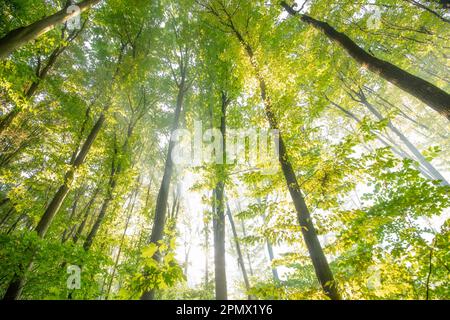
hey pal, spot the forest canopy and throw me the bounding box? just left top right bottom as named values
left=0, top=0, right=449, bottom=300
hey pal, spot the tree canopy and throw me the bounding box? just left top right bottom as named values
left=0, top=0, right=449, bottom=300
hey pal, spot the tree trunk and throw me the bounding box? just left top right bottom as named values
left=327, top=98, right=437, bottom=181
left=140, top=76, right=186, bottom=300
left=35, top=113, right=105, bottom=238
left=218, top=12, right=341, bottom=299
left=72, top=187, right=100, bottom=243
left=212, top=91, right=229, bottom=300
left=2, top=113, right=104, bottom=300
left=83, top=135, right=120, bottom=251
left=261, top=205, right=280, bottom=282
left=266, top=238, right=280, bottom=282
left=82, top=184, right=113, bottom=251
left=105, top=183, right=139, bottom=298
left=280, top=2, right=450, bottom=120
left=355, top=90, right=449, bottom=185
left=403, top=0, right=450, bottom=23
left=61, top=192, right=81, bottom=243
left=204, top=212, right=210, bottom=288
left=0, top=0, right=100, bottom=59
left=240, top=219, right=254, bottom=277
left=226, top=203, right=251, bottom=298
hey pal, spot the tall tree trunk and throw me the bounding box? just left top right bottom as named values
left=82, top=154, right=117, bottom=251
left=213, top=92, right=229, bottom=300
left=240, top=219, right=254, bottom=277
left=82, top=87, right=146, bottom=251
left=327, top=98, right=437, bottom=181
left=82, top=136, right=120, bottom=252
left=403, top=0, right=450, bottom=23
left=35, top=113, right=105, bottom=238
left=72, top=187, right=100, bottom=244
left=105, top=182, right=140, bottom=299
left=261, top=201, right=280, bottom=282
left=0, top=0, right=100, bottom=59
left=226, top=203, right=251, bottom=298
left=140, top=75, right=186, bottom=300
left=61, top=191, right=81, bottom=243
left=204, top=211, right=210, bottom=288
left=0, top=207, right=14, bottom=229
left=266, top=238, right=280, bottom=282
left=354, top=89, right=449, bottom=185
left=0, top=22, right=87, bottom=134
left=2, top=113, right=104, bottom=300
left=212, top=8, right=341, bottom=299
left=280, top=2, right=450, bottom=120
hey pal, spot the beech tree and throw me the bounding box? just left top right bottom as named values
left=0, top=0, right=448, bottom=301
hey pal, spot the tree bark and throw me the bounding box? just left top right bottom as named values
left=2, top=113, right=104, bottom=300
left=0, top=0, right=100, bottom=59
left=266, top=238, right=280, bottom=282
left=140, top=75, right=186, bottom=300
left=213, top=92, right=229, bottom=300
left=204, top=212, right=210, bottom=288
left=211, top=7, right=341, bottom=299
left=35, top=113, right=105, bottom=238
left=0, top=26, right=86, bottom=135
left=280, top=1, right=450, bottom=120
left=261, top=203, right=280, bottom=283
left=327, top=98, right=437, bottom=181
left=404, top=0, right=450, bottom=23
left=354, top=89, right=449, bottom=185
left=240, top=219, right=254, bottom=277
left=105, top=182, right=140, bottom=298
left=72, top=187, right=100, bottom=243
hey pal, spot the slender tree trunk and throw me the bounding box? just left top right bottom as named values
left=5, top=214, right=25, bottom=235
left=36, top=113, right=105, bottom=238
left=2, top=112, right=104, bottom=300
left=327, top=98, right=437, bottom=181
left=266, top=238, right=280, bottom=282
left=213, top=190, right=227, bottom=300
left=140, top=75, right=186, bottom=300
left=204, top=212, right=210, bottom=288
left=212, top=92, right=229, bottom=300
left=83, top=134, right=121, bottom=251
left=226, top=203, right=251, bottom=298
left=72, top=187, right=99, bottom=243
left=82, top=183, right=114, bottom=251
left=106, top=183, right=139, bottom=298
left=281, top=2, right=450, bottom=120
left=61, top=193, right=80, bottom=243
left=404, top=0, right=450, bottom=23
left=355, top=90, right=449, bottom=185
left=0, top=0, right=100, bottom=59
left=83, top=93, right=144, bottom=251
left=0, top=208, right=14, bottom=229
left=240, top=219, right=254, bottom=277
left=216, top=11, right=341, bottom=299
left=261, top=206, right=280, bottom=282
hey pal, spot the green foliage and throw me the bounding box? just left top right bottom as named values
left=0, top=0, right=449, bottom=301
left=119, top=240, right=185, bottom=299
